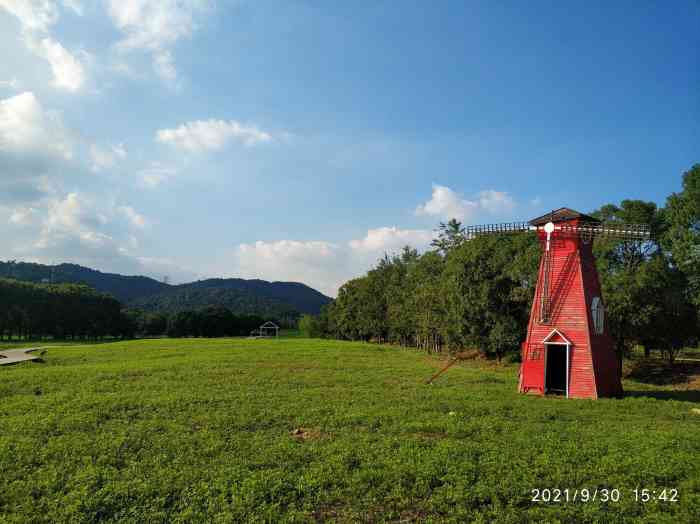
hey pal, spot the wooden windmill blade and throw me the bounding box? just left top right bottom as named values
left=465, top=220, right=652, bottom=242
left=553, top=221, right=651, bottom=241
left=583, top=221, right=651, bottom=241
left=464, top=221, right=535, bottom=238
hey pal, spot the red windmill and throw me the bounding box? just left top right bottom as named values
left=466, top=208, right=650, bottom=399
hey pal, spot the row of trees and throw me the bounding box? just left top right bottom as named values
left=304, top=233, right=539, bottom=360
left=305, top=165, right=700, bottom=363
left=124, top=307, right=270, bottom=338
left=0, top=280, right=277, bottom=341
left=0, top=279, right=130, bottom=340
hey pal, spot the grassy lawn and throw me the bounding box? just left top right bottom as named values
left=0, top=339, right=698, bottom=523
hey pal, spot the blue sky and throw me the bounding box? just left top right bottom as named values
left=0, top=1, right=697, bottom=295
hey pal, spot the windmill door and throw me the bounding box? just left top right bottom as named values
left=521, top=343, right=545, bottom=394
left=545, top=344, right=568, bottom=396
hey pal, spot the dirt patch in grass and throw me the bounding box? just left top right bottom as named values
left=290, top=427, right=324, bottom=441
left=625, top=359, right=700, bottom=387
left=413, top=430, right=449, bottom=441
left=394, top=509, right=430, bottom=522
left=420, top=349, right=483, bottom=370
left=309, top=502, right=345, bottom=522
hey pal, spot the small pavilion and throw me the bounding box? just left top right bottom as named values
left=250, top=321, right=279, bottom=338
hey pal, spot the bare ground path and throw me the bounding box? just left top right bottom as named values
left=0, top=347, right=47, bottom=366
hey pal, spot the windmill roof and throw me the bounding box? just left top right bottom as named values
left=529, top=207, right=600, bottom=226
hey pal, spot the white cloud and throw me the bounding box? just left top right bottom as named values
left=0, top=0, right=59, bottom=32
left=7, top=191, right=149, bottom=266
left=0, top=0, right=87, bottom=92
left=134, top=256, right=198, bottom=283
left=107, top=0, right=210, bottom=83
left=156, top=119, right=272, bottom=153
left=90, top=143, right=126, bottom=172
left=34, top=192, right=102, bottom=249
left=153, top=50, right=176, bottom=82
left=0, top=92, right=77, bottom=209
left=117, top=205, right=146, bottom=228
left=233, top=240, right=345, bottom=297
left=108, top=61, right=134, bottom=77
left=416, top=184, right=477, bottom=221
left=348, top=226, right=433, bottom=252
left=32, top=37, right=86, bottom=91
left=0, top=91, right=72, bottom=159
left=216, top=226, right=433, bottom=297
left=0, top=188, right=197, bottom=285
left=415, top=184, right=515, bottom=222
left=477, top=189, right=516, bottom=214
left=60, top=0, right=81, bottom=15
left=108, top=0, right=206, bottom=50
left=137, top=161, right=177, bottom=188
left=43, top=192, right=102, bottom=232
left=37, top=193, right=145, bottom=244
left=0, top=78, right=20, bottom=89
left=8, top=205, right=37, bottom=225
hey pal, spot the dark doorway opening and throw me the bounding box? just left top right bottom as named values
left=545, top=344, right=567, bottom=395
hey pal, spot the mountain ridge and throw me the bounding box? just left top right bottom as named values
left=0, top=260, right=332, bottom=317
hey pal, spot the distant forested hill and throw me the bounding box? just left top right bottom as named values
left=0, top=261, right=332, bottom=319
left=0, top=261, right=168, bottom=303
left=127, top=286, right=300, bottom=324
left=178, top=279, right=332, bottom=315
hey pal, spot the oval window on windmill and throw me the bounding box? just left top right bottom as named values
left=591, top=297, right=604, bottom=335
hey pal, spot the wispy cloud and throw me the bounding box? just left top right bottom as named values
left=0, top=91, right=73, bottom=160
left=107, top=0, right=211, bottom=84
left=137, top=161, right=178, bottom=188
left=2, top=189, right=155, bottom=275
left=415, top=184, right=515, bottom=222
left=117, top=205, right=146, bottom=229
left=0, top=78, right=20, bottom=89
left=156, top=119, right=272, bottom=153
left=0, top=0, right=88, bottom=92
left=90, top=143, right=127, bottom=172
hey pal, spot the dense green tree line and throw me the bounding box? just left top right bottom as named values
left=310, top=234, right=539, bottom=360
left=313, top=165, right=700, bottom=363
left=0, top=280, right=279, bottom=341
left=0, top=279, right=129, bottom=340
left=162, top=307, right=268, bottom=338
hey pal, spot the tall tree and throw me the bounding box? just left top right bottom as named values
left=431, top=219, right=465, bottom=255
left=407, top=251, right=445, bottom=352
left=592, top=200, right=666, bottom=358
left=664, top=164, right=700, bottom=305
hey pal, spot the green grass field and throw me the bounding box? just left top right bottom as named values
left=1, top=338, right=698, bottom=523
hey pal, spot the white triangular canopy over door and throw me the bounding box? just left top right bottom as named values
left=542, top=328, right=572, bottom=345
